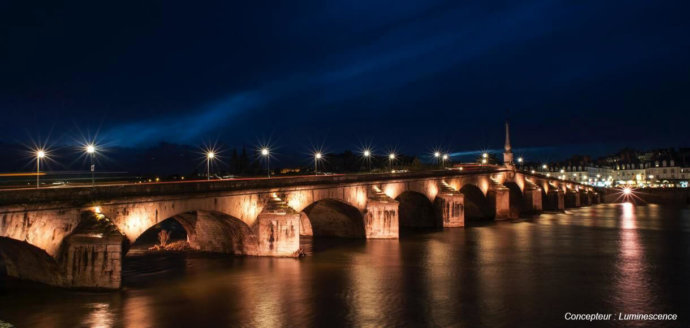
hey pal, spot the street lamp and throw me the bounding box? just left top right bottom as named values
left=314, top=152, right=322, bottom=175
left=517, top=157, right=523, bottom=163
left=36, top=150, right=46, bottom=188
left=363, top=149, right=372, bottom=172
left=86, top=144, right=96, bottom=186
left=206, top=151, right=215, bottom=180
left=389, top=153, right=395, bottom=172
left=434, top=151, right=441, bottom=167
left=261, top=148, right=270, bottom=178
left=442, top=154, right=449, bottom=168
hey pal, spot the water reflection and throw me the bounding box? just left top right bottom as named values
left=1, top=204, right=689, bottom=327
left=82, top=303, right=114, bottom=328
left=615, top=202, right=652, bottom=316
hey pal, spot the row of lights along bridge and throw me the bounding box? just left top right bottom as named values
left=30, top=144, right=528, bottom=188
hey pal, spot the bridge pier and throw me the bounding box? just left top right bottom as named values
left=487, top=183, right=510, bottom=220
left=579, top=190, right=591, bottom=206
left=364, top=189, right=399, bottom=238
left=523, top=184, right=543, bottom=214
left=544, top=188, right=565, bottom=211
left=565, top=189, right=581, bottom=208
left=253, top=195, right=301, bottom=257
left=60, top=212, right=125, bottom=289
left=591, top=192, right=601, bottom=204
left=435, top=193, right=465, bottom=227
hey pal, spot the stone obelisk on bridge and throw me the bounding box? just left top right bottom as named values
left=503, top=120, right=514, bottom=170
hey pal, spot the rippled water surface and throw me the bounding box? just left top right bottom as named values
left=1, top=203, right=690, bottom=327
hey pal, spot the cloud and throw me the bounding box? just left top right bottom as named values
left=102, top=92, right=262, bottom=146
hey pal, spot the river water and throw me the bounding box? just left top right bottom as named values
left=1, top=203, right=689, bottom=327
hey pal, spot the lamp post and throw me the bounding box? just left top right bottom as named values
left=261, top=148, right=270, bottom=178
left=86, top=144, right=96, bottom=186
left=314, top=152, right=322, bottom=175
left=363, top=149, right=371, bottom=172
left=442, top=154, right=449, bottom=168
left=434, top=151, right=441, bottom=167
left=389, top=153, right=395, bottom=172
left=36, top=150, right=45, bottom=188
left=206, top=151, right=215, bottom=180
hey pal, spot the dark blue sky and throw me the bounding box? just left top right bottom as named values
left=1, top=0, right=689, bottom=160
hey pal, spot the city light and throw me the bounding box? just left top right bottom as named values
left=261, top=147, right=270, bottom=178
left=542, top=164, right=547, bottom=169
left=36, top=149, right=46, bottom=188
left=389, top=153, right=395, bottom=171
left=482, top=152, right=488, bottom=158
left=434, top=151, right=440, bottom=158
left=623, top=187, right=632, bottom=195
left=314, top=152, right=322, bottom=175
left=85, top=144, right=97, bottom=186
left=389, top=153, right=395, bottom=160
left=206, top=151, right=215, bottom=180
left=362, top=149, right=372, bottom=172
left=517, top=157, right=523, bottom=163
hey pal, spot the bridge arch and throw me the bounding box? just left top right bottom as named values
left=504, top=182, right=525, bottom=218
left=395, top=191, right=440, bottom=228
left=302, top=199, right=366, bottom=238
left=460, top=184, right=493, bottom=220
left=128, top=210, right=258, bottom=256
left=0, top=237, right=64, bottom=286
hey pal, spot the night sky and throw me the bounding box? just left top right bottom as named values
left=1, top=1, right=689, bottom=161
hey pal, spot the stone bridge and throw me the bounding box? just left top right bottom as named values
left=0, top=168, right=599, bottom=289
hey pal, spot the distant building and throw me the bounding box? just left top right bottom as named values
left=542, top=147, right=689, bottom=188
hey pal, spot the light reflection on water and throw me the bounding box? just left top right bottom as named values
left=1, top=204, right=690, bottom=327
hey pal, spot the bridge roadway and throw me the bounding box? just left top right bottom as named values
left=0, top=167, right=599, bottom=289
